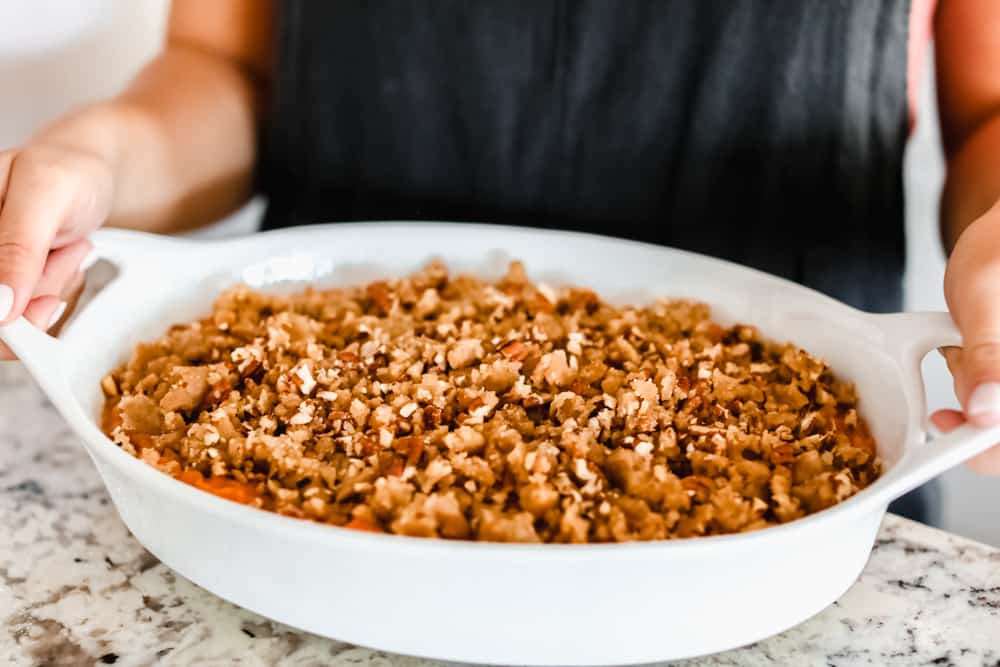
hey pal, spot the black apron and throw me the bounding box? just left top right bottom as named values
left=258, top=0, right=936, bottom=524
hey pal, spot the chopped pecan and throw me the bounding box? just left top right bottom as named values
left=499, top=340, right=530, bottom=361
left=770, top=444, right=796, bottom=465
left=366, top=281, right=394, bottom=314
left=681, top=476, right=715, bottom=504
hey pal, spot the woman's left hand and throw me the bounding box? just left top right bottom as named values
left=935, top=204, right=1000, bottom=474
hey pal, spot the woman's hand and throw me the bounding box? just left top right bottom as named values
left=934, top=205, right=1000, bottom=474
left=0, top=134, right=115, bottom=359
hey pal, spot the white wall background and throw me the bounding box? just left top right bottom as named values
left=1, top=2, right=997, bottom=545
left=0, top=1, right=166, bottom=148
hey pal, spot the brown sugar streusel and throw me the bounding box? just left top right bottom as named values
left=100, top=260, right=880, bottom=543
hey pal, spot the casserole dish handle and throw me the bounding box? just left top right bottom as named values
left=0, top=228, right=194, bottom=415
left=865, top=311, right=1000, bottom=506
left=0, top=316, right=76, bottom=413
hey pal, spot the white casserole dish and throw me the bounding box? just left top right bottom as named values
left=2, top=222, right=998, bottom=665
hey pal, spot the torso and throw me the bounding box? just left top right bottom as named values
left=260, top=0, right=914, bottom=312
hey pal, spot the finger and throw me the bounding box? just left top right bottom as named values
left=32, top=238, right=92, bottom=298
left=0, top=150, right=13, bottom=208
left=0, top=295, right=62, bottom=361
left=0, top=152, right=12, bottom=335
left=929, top=408, right=966, bottom=432
left=968, top=445, right=1000, bottom=475
left=22, top=294, right=64, bottom=330
left=0, top=333, right=13, bottom=360
left=926, top=409, right=1000, bottom=474
left=938, top=346, right=961, bottom=376
left=64, top=269, right=85, bottom=301
left=48, top=271, right=84, bottom=336
left=942, top=212, right=1000, bottom=426
left=1, top=275, right=81, bottom=360
left=0, top=153, right=77, bottom=324
left=1, top=154, right=18, bottom=358
left=956, top=343, right=1000, bottom=427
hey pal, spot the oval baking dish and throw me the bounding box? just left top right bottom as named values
left=3, top=222, right=997, bottom=665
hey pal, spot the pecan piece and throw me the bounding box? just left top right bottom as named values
left=499, top=340, right=530, bottom=361
left=423, top=406, right=443, bottom=428
left=681, top=476, right=715, bottom=504
left=392, top=435, right=425, bottom=466
left=366, top=281, right=393, bottom=314
left=770, top=444, right=796, bottom=464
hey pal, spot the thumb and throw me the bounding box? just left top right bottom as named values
left=954, top=335, right=1000, bottom=427
left=0, top=151, right=76, bottom=324
left=944, top=213, right=1000, bottom=426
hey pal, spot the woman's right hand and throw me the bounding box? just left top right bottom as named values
left=0, top=137, right=115, bottom=359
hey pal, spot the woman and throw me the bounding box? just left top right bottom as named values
left=0, top=1, right=998, bottom=523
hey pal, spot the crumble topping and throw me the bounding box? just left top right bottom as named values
left=100, top=261, right=879, bottom=542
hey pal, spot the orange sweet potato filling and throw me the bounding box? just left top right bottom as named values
left=177, top=469, right=262, bottom=505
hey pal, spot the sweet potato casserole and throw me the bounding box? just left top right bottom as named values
left=100, top=261, right=879, bottom=543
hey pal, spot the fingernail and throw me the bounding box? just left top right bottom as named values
left=79, top=248, right=99, bottom=273
left=0, top=284, right=13, bottom=322
left=47, top=301, right=67, bottom=330
left=967, top=382, right=1000, bottom=419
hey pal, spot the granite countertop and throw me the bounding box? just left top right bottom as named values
left=1, top=363, right=999, bottom=667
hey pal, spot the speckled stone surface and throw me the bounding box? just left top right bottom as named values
left=2, top=362, right=999, bottom=667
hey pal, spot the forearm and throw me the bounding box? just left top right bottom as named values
left=32, top=44, right=262, bottom=234
left=940, top=114, right=1000, bottom=253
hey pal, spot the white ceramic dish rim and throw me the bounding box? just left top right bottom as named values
left=3, top=220, right=999, bottom=559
